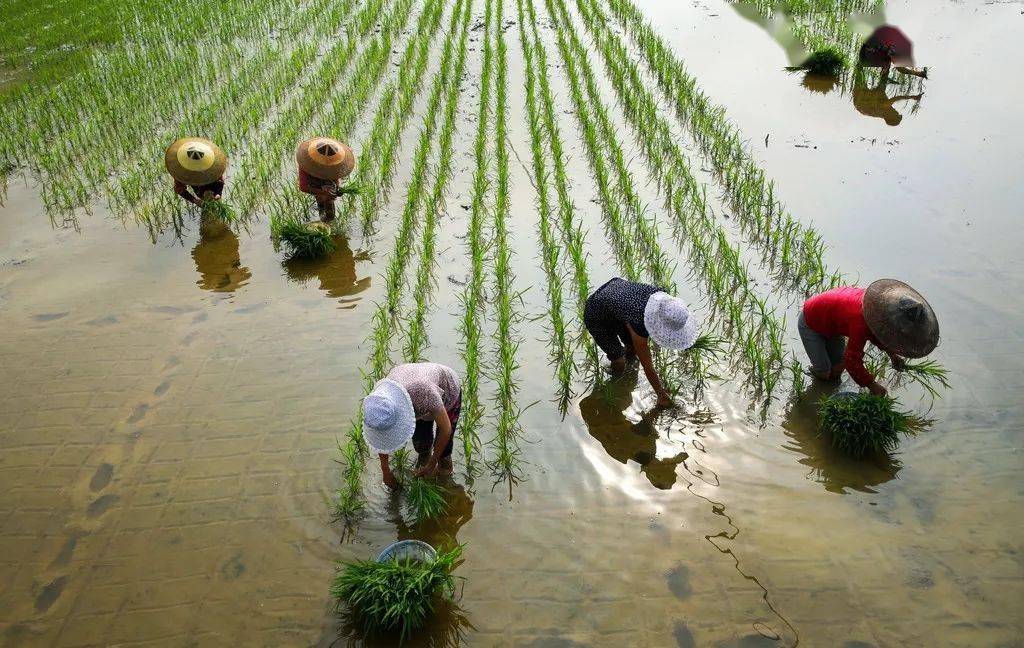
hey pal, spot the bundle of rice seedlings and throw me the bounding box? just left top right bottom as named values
left=201, top=199, right=236, bottom=223
left=271, top=212, right=336, bottom=259
left=406, top=477, right=448, bottom=524
left=818, top=393, right=928, bottom=458
left=332, top=544, right=463, bottom=641
left=895, top=359, right=952, bottom=399
left=788, top=46, right=847, bottom=76
left=335, top=181, right=362, bottom=197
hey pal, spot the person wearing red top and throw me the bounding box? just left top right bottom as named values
left=174, top=177, right=225, bottom=208
left=799, top=281, right=940, bottom=396
left=297, top=168, right=338, bottom=222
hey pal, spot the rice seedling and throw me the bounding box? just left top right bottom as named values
left=270, top=213, right=336, bottom=259
left=818, top=393, right=930, bottom=458
left=332, top=544, right=463, bottom=641
left=201, top=200, right=237, bottom=224
left=787, top=46, right=848, bottom=76
left=405, top=478, right=450, bottom=524
left=895, top=359, right=952, bottom=398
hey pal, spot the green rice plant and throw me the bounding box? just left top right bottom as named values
left=405, top=478, right=449, bottom=524
left=818, top=393, right=930, bottom=458
left=332, top=544, right=463, bottom=641
left=201, top=200, right=237, bottom=224
left=270, top=213, right=336, bottom=259
left=895, top=359, right=952, bottom=398
left=788, top=46, right=848, bottom=76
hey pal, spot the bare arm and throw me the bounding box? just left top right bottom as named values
left=379, top=453, right=398, bottom=489
left=627, top=324, right=672, bottom=406
left=415, top=407, right=452, bottom=477
left=174, top=180, right=203, bottom=207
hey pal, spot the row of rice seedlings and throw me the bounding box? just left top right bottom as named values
left=487, top=0, right=528, bottom=486
left=564, top=0, right=789, bottom=394
left=265, top=0, right=419, bottom=232
left=9, top=0, right=300, bottom=217
left=403, top=0, right=473, bottom=364
left=514, top=0, right=577, bottom=408
left=599, top=0, right=845, bottom=297
left=228, top=0, right=398, bottom=218
left=456, top=0, right=498, bottom=466
left=333, top=0, right=473, bottom=522
left=113, top=0, right=351, bottom=225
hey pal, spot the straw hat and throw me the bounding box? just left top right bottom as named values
left=164, top=137, right=227, bottom=185
left=643, top=293, right=699, bottom=350
left=362, top=378, right=416, bottom=454
left=295, top=137, right=355, bottom=181
left=863, top=279, right=939, bottom=358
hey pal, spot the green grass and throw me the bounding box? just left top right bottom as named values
left=405, top=477, right=449, bottom=524
left=270, top=213, right=335, bottom=259
left=790, top=46, right=848, bottom=76
left=818, top=393, right=929, bottom=458
left=332, top=544, right=463, bottom=641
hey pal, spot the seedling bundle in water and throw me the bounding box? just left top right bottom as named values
left=332, top=544, right=463, bottom=641
left=393, top=448, right=449, bottom=524
left=788, top=46, right=848, bottom=76
left=201, top=199, right=236, bottom=223
left=818, top=393, right=929, bottom=458
left=270, top=212, right=336, bottom=259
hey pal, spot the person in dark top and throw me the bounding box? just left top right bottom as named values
left=164, top=137, right=228, bottom=208
left=584, top=277, right=699, bottom=407
left=859, top=25, right=927, bottom=86
left=296, top=136, right=355, bottom=223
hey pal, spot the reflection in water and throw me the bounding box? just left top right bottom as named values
left=191, top=217, right=251, bottom=292
left=579, top=370, right=686, bottom=490
left=781, top=380, right=901, bottom=494
left=283, top=235, right=370, bottom=306
left=852, top=74, right=924, bottom=126
left=388, top=481, right=475, bottom=549
left=801, top=71, right=840, bottom=95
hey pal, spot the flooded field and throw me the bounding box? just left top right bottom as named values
left=1, top=0, right=1022, bottom=646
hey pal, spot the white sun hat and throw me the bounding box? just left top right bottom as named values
left=643, top=292, right=699, bottom=350
left=362, top=378, right=416, bottom=454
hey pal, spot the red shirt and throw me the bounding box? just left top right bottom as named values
left=298, top=168, right=334, bottom=194
left=802, top=287, right=879, bottom=386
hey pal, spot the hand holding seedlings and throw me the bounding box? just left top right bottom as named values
left=584, top=278, right=699, bottom=408
left=798, top=280, right=940, bottom=393
left=296, top=136, right=355, bottom=223
left=164, top=137, right=228, bottom=209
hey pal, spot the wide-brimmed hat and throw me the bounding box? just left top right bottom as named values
left=165, top=137, right=227, bottom=185
left=362, top=378, right=416, bottom=454
left=643, top=292, right=699, bottom=350
left=863, top=279, right=939, bottom=358
left=295, top=137, right=355, bottom=181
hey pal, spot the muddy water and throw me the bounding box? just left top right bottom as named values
left=2, top=0, right=1023, bottom=646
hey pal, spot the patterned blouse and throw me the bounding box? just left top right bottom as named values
left=387, top=362, right=461, bottom=420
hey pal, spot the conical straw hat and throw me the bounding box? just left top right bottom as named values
left=165, top=137, right=227, bottom=185
left=863, top=279, right=939, bottom=358
left=295, top=137, right=355, bottom=181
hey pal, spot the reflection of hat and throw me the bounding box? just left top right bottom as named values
left=165, top=137, right=227, bottom=185
left=863, top=279, right=939, bottom=358
left=643, top=293, right=699, bottom=350
left=295, top=137, right=354, bottom=181
left=362, top=379, right=416, bottom=454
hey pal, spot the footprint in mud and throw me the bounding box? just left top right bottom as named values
left=34, top=576, right=67, bottom=612
left=666, top=564, right=692, bottom=600
left=32, top=312, right=68, bottom=322
left=192, top=311, right=208, bottom=324
left=232, top=302, right=266, bottom=315
left=714, top=633, right=779, bottom=647
left=89, top=463, right=113, bottom=492
left=153, top=379, right=172, bottom=397
left=50, top=530, right=87, bottom=568
left=85, top=314, right=118, bottom=326
left=164, top=355, right=182, bottom=370
left=126, top=404, right=149, bottom=424
left=674, top=622, right=696, bottom=648
left=86, top=494, right=119, bottom=518
left=219, top=551, right=245, bottom=580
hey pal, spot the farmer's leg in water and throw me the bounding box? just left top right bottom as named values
left=626, top=324, right=673, bottom=407
left=584, top=295, right=630, bottom=374
left=316, top=195, right=336, bottom=223
left=414, top=402, right=457, bottom=478
left=799, top=312, right=841, bottom=381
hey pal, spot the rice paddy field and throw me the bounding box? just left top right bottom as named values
left=1, top=0, right=1022, bottom=645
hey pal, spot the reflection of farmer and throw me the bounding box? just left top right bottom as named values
left=191, top=218, right=251, bottom=293
left=165, top=137, right=227, bottom=208
left=798, top=280, right=939, bottom=396
left=584, top=278, right=699, bottom=408
left=363, top=363, right=463, bottom=489
left=852, top=79, right=923, bottom=126
left=296, top=136, right=355, bottom=223
left=282, top=235, right=370, bottom=302
left=579, top=369, right=686, bottom=490
left=859, top=25, right=927, bottom=86
left=392, top=482, right=475, bottom=548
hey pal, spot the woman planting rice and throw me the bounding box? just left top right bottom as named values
left=584, top=277, right=699, bottom=407
left=363, top=362, right=462, bottom=489
left=859, top=25, right=928, bottom=86
left=296, top=136, right=355, bottom=223
left=799, top=279, right=939, bottom=396
left=165, top=137, right=228, bottom=207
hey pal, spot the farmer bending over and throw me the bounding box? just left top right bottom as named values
left=799, top=279, right=939, bottom=396
left=363, top=362, right=462, bottom=489
left=584, top=277, right=699, bottom=407
left=296, top=136, right=355, bottom=223
left=165, top=137, right=228, bottom=208
left=859, top=25, right=928, bottom=87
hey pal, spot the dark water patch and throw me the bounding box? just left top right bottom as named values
left=150, top=305, right=199, bottom=315
left=34, top=576, right=67, bottom=612
left=715, top=633, right=779, bottom=647
left=164, top=355, right=182, bottom=370
left=154, top=379, right=172, bottom=397
left=90, top=463, right=113, bottom=491
left=33, top=312, right=68, bottom=322
left=666, top=564, right=692, bottom=599
left=50, top=531, right=86, bottom=568
left=519, top=639, right=588, bottom=648
left=86, top=314, right=118, bottom=326
left=843, top=641, right=876, bottom=648
left=220, top=551, right=245, bottom=580
left=674, top=621, right=696, bottom=648
left=86, top=494, right=119, bottom=518
left=232, top=302, right=267, bottom=314
left=126, top=403, right=149, bottom=423
left=192, top=311, right=209, bottom=324
left=907, top=564, right=935, bottom=589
